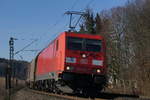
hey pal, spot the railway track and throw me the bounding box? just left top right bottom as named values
left=30, top=89, right=106, bottom=100
left=12, top=87, right=142, bottom=100
left=11, top=87, right=149, bottom=100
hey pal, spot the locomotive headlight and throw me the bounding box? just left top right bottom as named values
left=96, top=69, right=101, bottom=73
left=92, top=60, right=103, bottom=66
left=66, top=66, right=74, bottom=71
left=66, top=66, right=70, bottom=70
left=82, top=54, right=86, bottom=58
left=66, top=57, right=76, bottom=63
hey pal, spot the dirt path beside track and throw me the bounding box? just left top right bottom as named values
left=0, top=77, right=6, bottom=100
left=11, top=88, right=69, bottom=100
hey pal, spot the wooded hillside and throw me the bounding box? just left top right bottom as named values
left=0, top=58, right=29, bottom=80
left=80, top=0, right=150, bottom=96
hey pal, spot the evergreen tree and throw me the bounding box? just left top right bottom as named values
left=80, top=8, right=96, bottom=34
left=85, top=10, right=96, bottom=34
left=95, top=13, right=102, bottom=34
left=79, top=9, right=103, bottom=35
left=79, top=24, right=86, bottom=33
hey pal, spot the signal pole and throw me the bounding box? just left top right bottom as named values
left=6, top=37, right=17, bottom=100
left=9, top=37, right=17, bottom=86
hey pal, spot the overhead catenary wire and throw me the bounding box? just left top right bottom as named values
left=65, top=0, right=96, bottom=31
left=44, top=22, right=68, bottom=48
left=36, top=0, right=80, bottom=44
left=16, top=14, right=66, bottom=58
left=37, top=0, right=82, bottom=48
left=44, top=0, right=96, bottom=45
left=38, top=0, right=82, bottom=41
left=23, top=0, right=96, bottom=56
left=37, top=14, right=65, bottom=42
left=85, top=0, right=95, bottom=9
left=8, top=1, right=96, bottom=61
left=14, top=39, right=38, bottom=55
left=16, top=3, right=71, bottom=60
left=70, top=0, right=79, bottom=10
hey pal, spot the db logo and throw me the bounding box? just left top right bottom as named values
left=80, top=59, right=88, bottom=64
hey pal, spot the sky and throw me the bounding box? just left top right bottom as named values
left=0, top=0, right=128, bottom=61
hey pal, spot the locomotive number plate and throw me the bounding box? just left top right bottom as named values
left=80, top=59, right=88, bottom=64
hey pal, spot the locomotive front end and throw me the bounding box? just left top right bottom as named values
left=62, top=32, right=107, bottom=93
left=65, top=37, right=106, bottom=75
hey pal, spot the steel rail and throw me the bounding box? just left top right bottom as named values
left=30, top=89, right=106, bottom=100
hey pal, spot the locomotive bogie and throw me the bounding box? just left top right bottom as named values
left=62, top=72, right=107, bottom=88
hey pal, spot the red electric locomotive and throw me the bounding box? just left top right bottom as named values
left=27, top=32, right=107, bottom=96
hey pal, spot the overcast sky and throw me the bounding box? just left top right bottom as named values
left=0, top=0, right=128, bottom=61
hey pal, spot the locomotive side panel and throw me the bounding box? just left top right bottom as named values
left=55, top=33, right=66, bottom=73
left=35, top=33, right=66, bottom=81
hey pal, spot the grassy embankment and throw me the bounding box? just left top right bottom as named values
left=0, top=77, right=6, bottom=100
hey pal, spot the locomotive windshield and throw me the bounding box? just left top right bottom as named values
left=67, top=37, right=83, bottom=50
left=67, top=37, right=102, bottom=52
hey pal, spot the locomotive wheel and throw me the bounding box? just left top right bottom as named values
left=47, top=79, right=62, bottom=94
left=82, top=87, right=100, bottom=97
left=47, top=80, right=54, bottom=92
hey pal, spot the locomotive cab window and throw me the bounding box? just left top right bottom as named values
left=56, top=40, right=59, bottom=51
left=86, top=39, right=102, bottom=52
left=67, top=37, right=82, bottom=50
left=66, top=37, right=102, bottom=52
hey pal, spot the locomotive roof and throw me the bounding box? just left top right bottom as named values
left=33, top=32, right=104, bottom=62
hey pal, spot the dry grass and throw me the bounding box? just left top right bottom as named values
left=0, top=77, right=26, bottom=100
left=0, top=77, right=6, bottom=100
left=11, top=88, right=68, bottom=100
left=106, top=81, right=150, bottom=97
left=139, top=81, right=150, bottom=96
